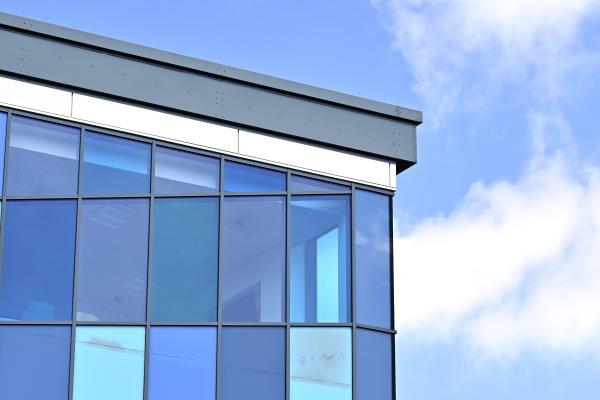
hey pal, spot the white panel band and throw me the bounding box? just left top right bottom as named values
left=0, top=76, right=72, bottom=116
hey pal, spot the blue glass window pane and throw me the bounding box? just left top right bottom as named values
left=151, top=198, right=218, bottom=322
left=221, top=327, right=285, bottom=400
left=77, top=199, right=149, bottom=322
left=356, top=329, right=392, bottom=400
left=291, top=195, right=350, bottom=323
left=0, top=200, right=76, bottom=321
left=0, top=112, right=6, bottom=194
left=224, top=161, right=286, bottom=192
left=149, top=327, right=216, bottom=400
left=290, top=327, right=352, bottom=400
left=83, top=131, right=150, bottom=194
left=7, top=116, right=79, bottom=195
left=356, top=190, right=392, bottom=328
left=73, top=326, right=145, bottom=400
left=155, top=146, right=219, bottom=193
left=222, top=196, right=285, bottom=322
left=290, top=175, right=349, bottom=192
left=0, top=325, right=71, bottom=400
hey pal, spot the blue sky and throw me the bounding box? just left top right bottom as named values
left=3, top=1, right=600, bottom=398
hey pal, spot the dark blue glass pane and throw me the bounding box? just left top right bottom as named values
left=151, top=198, right=218, bottom=322
left=74, top=326, right=145, bottom=400
left=77, top=199, right=149, bottom=322
left=149, top=327, right=216, bottom=400
left=155, top=146, right=219, bottom=193
left=290, top=327, right=352, bottom=400
left=7, top=116, right=79, bottom=195
left=291, top=195, right=351, bottom=323
left=224, top=161, right=286, bottom=192
left=221, top=327, right=285, bottom=400
left=356, top=329, right=392, bottom=400
left=83, top=131, right=150, bottom=194
left=222, top=196, right=285, bottom=322
left=0, top=200, right=76, bottom=321
left=0, top=325, right=71, bottom=400
left=0, top=112, right=6, bottom=194
left=355, top=190, right=391, bottom=328
left=290, top=175, right=349, bottom=192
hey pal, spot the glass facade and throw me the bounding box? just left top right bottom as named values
left=0, top=111, right=395, bottom=399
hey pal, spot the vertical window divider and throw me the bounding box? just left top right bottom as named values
left=285, top=171, right=291, bottom=400
left=68, top=125, right=85, bottom=400
left=216, top=155, right=225, bottom=400
left=351, top=183, right=357, bottom=400
left=143, top=142, right=156, bottom=400
left=0, top=111, right=11, bottom=296
left=389, top=195, right=397, bottom=400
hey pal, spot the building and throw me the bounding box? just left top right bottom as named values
left=0, top=11, right=421, bottom=400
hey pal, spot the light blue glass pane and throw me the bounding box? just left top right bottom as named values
left=356, top=190, right=392, bottom=328
left=151, top=198, right=218, bottom=322
left=224, top=161, right=286, bottom=192
left=290, top=195, right=350, bottom=323
left=73, top=326, right=145, bottom=400
left=149, top=327, right=216, bottom=400
left=290, top=328, right=352, bottom=400
left=83, top=131, right=150, bottom=194
left=7, top=115, right=79, bottom=195
left=222, top=196, right=285, bottom=322
left=290, top=175, right=349, bottom=192
left=0, top=200, right=76, bottom=321
left=356, top=329, right=392, bottom=400
left=221, top=327, right=285, bottom=400
left=155, top=146, right=219, bottom=193
left=0, top=325, right=71, bottom=400
left=0, top=113, right=6, bottom=194
left=77, top=199, right=149, bottom=322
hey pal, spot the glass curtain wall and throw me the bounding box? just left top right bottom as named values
left=0, top=110, right=394, bottom=400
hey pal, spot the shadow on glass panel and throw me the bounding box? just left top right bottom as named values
left=7, top=115, right=79, bottom=196
left=154, top=146, right=219, bottom=194
left=224, top=161, right=286, bottom=192
left=290, top=195, right=350, bottom=323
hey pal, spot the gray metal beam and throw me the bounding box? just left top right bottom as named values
left=0, top=12, right=420, bottom=171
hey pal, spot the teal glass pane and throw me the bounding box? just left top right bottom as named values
left=151, top=198, right=219, bottom=322
left=73, top=326, right=145, bottom=400
left=0, top=113, right=6, bottom=194
left=290, top=175, right=349, bottom=192
left=7, top=115, right=79, bottom=196
left=290, top=327, right=352, bottom=400
left=83, top=131, right=150, bottom=194
left=356, top=329, right=393, bottom=400
left=290, top=195, right=351, bottom=322
left=224, top=161, right=286, bottom=192
left=154, top=146, right=219, bottom=193
left=149, top=327, right=216, bottom=400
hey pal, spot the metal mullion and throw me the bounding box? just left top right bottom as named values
left=8, top=108, right=83, bottom=128
left=216, top=155, right=225, bottom=400
left=80, top=194, right=151, bottom=199
left=5, top=195, right=79, bottom=200
left=351, top=183, right=357, bottom=400
left=355, top=323, right=396, bottom=335
left=75, top=321, right=148, bottom=326
left=285, top=171, right=291, bottom=400
left=81, top=124, right=154, bottom=144
left=0, top=111, right=12, bottom=299
left=0, top=320, right=72, bottom=325
left=287, top=169, right=352, bottom=187
left=222, top=191, right=286, bottom=197
left=220, top=322, right=286, bottom=327
left=153, top=192, right=220, bottom=198
left=290, top=191, right=352, bottom=196
left=143, top=142, right=156, bottom=400
left=150, top=321, right=218, bottom=327
left=289, top=322, right=354, bottom=327
left=389, top=194, right=397, bottom=400
left=68, top=125, right=85, bottom=400
left=353, top=183, right=394, bottom=196
left=222, top=155, right=288, bottom=173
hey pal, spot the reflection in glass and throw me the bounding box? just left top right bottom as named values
left=355, top=190, right=392, bottom=328
left=290, top=327, right=352, bottom=400
left=83, top=131, right=150, bottom=194
left=222, top=197, right=285, bottom=322
left=7, top=116, right=79, bottom=195
left=0, top=200, right=76, bottom=321
left=152, top=198, right=218, bottom=322
left=291, top=195, right=350, bottom=323
left=290, top=175, right=348, bottom=192
left=0, top=325, right=71, bottom=400
left=73, top=326, right=145, bottom=400
left=154, top=146, right=219, bottom=193
left=220, top=327, right=285, bottom=400
left=77, top=199, right=149, bottom=322
left=0, top=113, right=6, bottom=194
left=224, top=161, right=286, bottom=192
left=356, top=329, right=392, bottom=400
left=149, top=327, right=216, bottom=400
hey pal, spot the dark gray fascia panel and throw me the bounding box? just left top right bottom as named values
left=0, top=12, right=421, bottom=171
